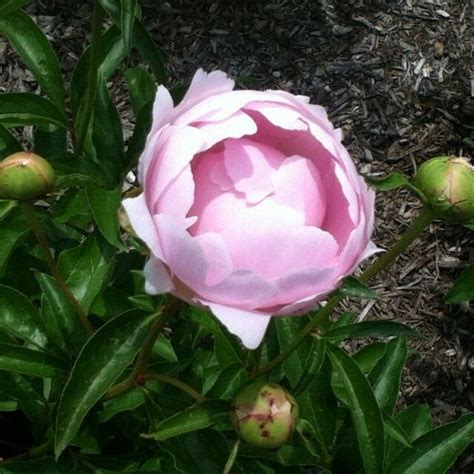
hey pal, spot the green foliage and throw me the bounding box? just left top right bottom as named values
left=0, top=2, right=471, bottom=471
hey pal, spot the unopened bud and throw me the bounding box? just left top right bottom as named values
left=414, top=156, right=474, bottom=223
left=231, top=381, right=298, bottom=449
left=0, top=151, right=55, bottom=201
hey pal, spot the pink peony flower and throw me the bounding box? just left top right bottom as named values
left=123, top=69, right=377, bottom=349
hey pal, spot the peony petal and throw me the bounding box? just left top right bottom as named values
left=193, top=232, right=233, bottom=286
left=146, top=126, right=206, bottom=207
left=206, top=302, right=272, bottom=349
left=150, top=85, right=175, bottom=134
left=224, top=138, right=284, bottom=203
left=244, top=101, right=308, bottom=131
left=196, top=111, right=257, bottom=150
left=272, top=155, right=326, bottom=227
left=122, top=193, right=163, bottom=259
left=144, top=257, right=174, bottom=294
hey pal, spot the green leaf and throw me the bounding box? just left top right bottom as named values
left=387, top=404, right=432, bottom=465
left=339, top=276, right=378, bottom=299
left=323, top=321, right=420, bottom=341
left=0, top=284, right=48, bottom=347
left=0, top=342, right=66, bottom=378
left=0, top=400, right=18, bottom=411
left=0, top=124, right=22, bottom=159
left=48, top=154, right=108, bottom=188
left=445, top=265, right=474, bottom=303
left=153, top=333, right=178, bottom=363
left=125, top=98, right=153, bottom=167
left=144, top=400, right=230, bottom=441
left=121, top=0, right=137, bottom=53
left=0, top=93, right=67, bottom=129
left=98, top=387, right=145, bottom=423
left=276, top=315, right=313, bottom=388
left=0, top=198, right=17, bottom=222
left=387, top=414, right=474, bottom=474
left=0, top=11, right=65, bottom=109
left=36, top=272, right=87, bottom=354
left=366, top=173, right=411, bottom=192
left=0, top=370, right=43, bottom=401
left=189, top=308, right=243, bottom=367
left=86, top=185, right=125, bottom=249
left=85, top=74, right=125, bottom=188
left=205, top=363, right=247, bottom=400
left=58, top=233, right=115, bottom=314
left=126, top=66, right=156, bottom=115
left=294, top=337, right=326, bottom=394
left=327, top=344, right=385, bottom=474
left=383, top=414, right=412, bottom=449
left=34, top=125, right=67, bottom=157
left=54, top=309, right=154, bottom=457
left=369, top=337, right=407, bottom=415
left=0, top=0, right=33, bottom=19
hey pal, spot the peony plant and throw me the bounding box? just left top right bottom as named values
left=0, top=1, right=472, bottom=473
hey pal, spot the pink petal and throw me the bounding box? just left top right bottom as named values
left=195, top=111, right=257, bottom=150
left=244, top=101, right=308, bottom=131
left=150, top=85, right=175, bottom=135
left=205, top=302, right=272, bottom=349
left=144, top=257, right=174, bottom=294
left=224, top=139, right=284, bottom=203
left=145, top=126, right=206, bottom=207
left=122, top=193, right=163, bottom=259
left=272, top=155, right=327, bottom=227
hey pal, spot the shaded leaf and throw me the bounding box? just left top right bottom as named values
left=0, top=93, right=67, bottom=129
left=121, top=0, right=137, bottom=53
left=86, top=185, right=125, bottom=249
left=0, top=0, right=33, bottom=18
left=323, top=321, right=420, bottom=341
left=54, top=309, right=154, bottom=457
left=144, top=400, right=230, bottom=441
left=0, top=11, right=65, bottom=109
left=126, top=66, right=156, bottom=115
left=58, top=233, right=115, bottom=314
left=0, top=124, right=22, bottom=159
left=445, top=265, right=474, bottom=304
left=0, top=284, right=48, bottom=347
left=98, top=387, right=145, bottom=423
left=369, top=337, right=407, bottom=415
left=339, top=276, right=378, bottom=299
left=0, top=342, right=66, bottom=378
left=388, top=414, right=474, bottom=474
left=328, top=344, right=385, bottom=474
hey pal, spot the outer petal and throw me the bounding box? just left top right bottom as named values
left=144, top=257, right=174, bottom=294
left=206, top=302, right=272, bottom=349
left=122, top=193, right=163, bottom=259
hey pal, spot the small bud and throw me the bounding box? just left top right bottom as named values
left=0, top=151, right=55, bottom=201
left=231, top=381, right=298, bottom=449
left=414, top=156, right=474, bottom=223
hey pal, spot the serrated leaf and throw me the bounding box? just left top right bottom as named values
left=54, top=309, right=154, bottom=457
left=327, top=344, right=385, bottom=474
left=445, top=265, right=474, bottom=304
left=339, top=276, right=378, bottom=299
left=0, top=0, right=33, bottom=19
left=369, top=337, right=407, bottom=415
left=58, top=233, right=115, bottom=314
left=86, top=185, right=125, bottom=249
left=387, top=414, right=474, bottom=474
left=0, top=93, right=67, bottom=129
left=0, top=342, right=66, bottom=378
left=0, top=11, right=65, bottom=109
left=0, top=284, right=48, bottom=347
left=144, top=400, right=230, bottom=441
left=323, top=321, right=420, bottom=341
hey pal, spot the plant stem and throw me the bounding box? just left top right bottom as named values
left=142, top=373, right=206, bottom=402
left=251, top=206, right=436, bottom=379
left=223, top=439, right=241, bottom=474
left=21, top=202, right=93, bottom=336
left=105, top=298, right=181, bottom=398
left=75, top=0, right=104, bottom=154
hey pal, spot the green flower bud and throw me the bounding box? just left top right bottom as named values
left=231, top=381, right=298, bottom=449
left=0, top=151, right=55, bottom=201
left=414, top=156, right=474, bottom=223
